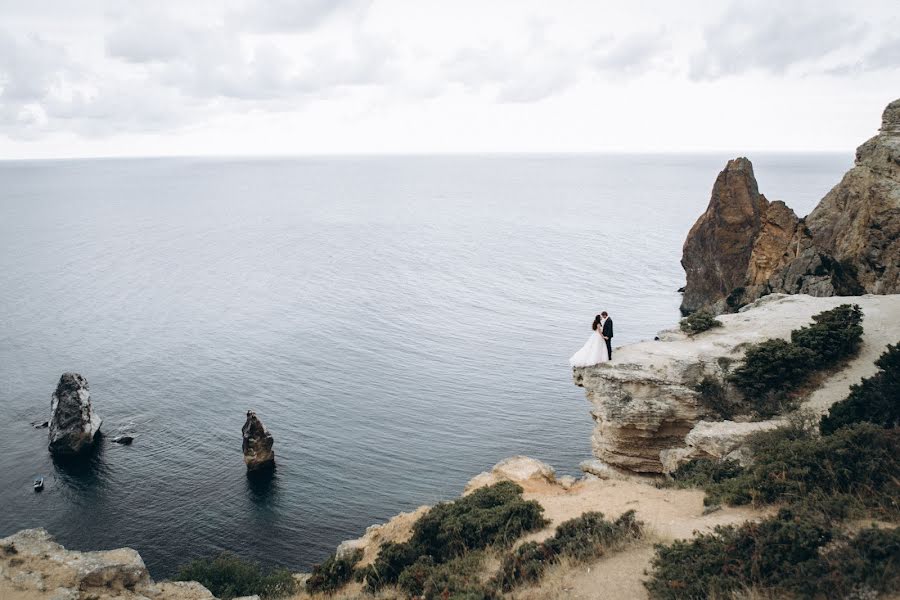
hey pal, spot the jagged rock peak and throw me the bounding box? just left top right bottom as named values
left=242, top=410, right=275, bottom=471
left=48, top=372, right=102, bottom=456
left=681, top=97, right=900, bottom=315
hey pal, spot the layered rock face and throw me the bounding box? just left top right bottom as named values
left=681, top=98, right=900, bottom=315
left=0, top=529, right=214, bottom=600
left=242, top=410, right=275, bottom=471
left=48, top=372, right=102, bottom=456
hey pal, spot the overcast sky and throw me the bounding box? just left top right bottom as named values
left=0, top=0, right=898, bottom=158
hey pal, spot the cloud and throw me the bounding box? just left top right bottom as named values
left=591, top=30, right=669, bottom=75
left=227, top=0, right=371, bottom=32
left=690, top=2, right=868, bottom=80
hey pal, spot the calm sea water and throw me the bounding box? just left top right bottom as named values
left=0, top=154, right=850, bottom=576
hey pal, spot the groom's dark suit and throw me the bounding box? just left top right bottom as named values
left=601, top=317, right=613, bottom=359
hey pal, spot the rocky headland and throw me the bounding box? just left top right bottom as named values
left=681, top=98, right=900, bottom=315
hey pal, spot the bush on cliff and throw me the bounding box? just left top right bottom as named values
left=492, top=510, right=643, bottom=592
left=682, top=423, right=900, bottom=516
left=359, top=481, right=547, bottom=593
left=645, top=506, right=900, bottom=600
left=175, top=553, right=297, bottom=599
left=729, top=304, right=864, bottom=417
left=305, top=548, right=362, bottom=595
left=821, top=342, right=900, bottom=434
left=693, top=376, right=740, bottom=420
left=679, top=311, right=722, bottom=336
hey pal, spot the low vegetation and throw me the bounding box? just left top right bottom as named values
left=821, top=342, right=900, bottom=434
left=355, top=481, right=547, bottom=594
left=645, top=506, right=900, bottom=600
left=175, top=553, right=297, bottom=599
left=305, top=548, right=362, bottom=595
left=728, top=304, right=863, bottom=417
left=679, top=310, right=722, bottom=335
left=492, top=510, right=643, bottom=592
left=693, top=376, right=740, bottom=420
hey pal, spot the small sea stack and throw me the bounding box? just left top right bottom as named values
left=48, top=373, right=102, bottom=456
left=242, top=410, right=275, bottom=471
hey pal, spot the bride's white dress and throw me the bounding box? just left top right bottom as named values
left=569, top=330, right=610, bottom=367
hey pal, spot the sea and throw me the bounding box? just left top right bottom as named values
left=0, top=153, right=850, bottom=576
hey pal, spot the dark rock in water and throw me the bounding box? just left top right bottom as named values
left=242, top=410, right=275, bottom=471
left=31, top=420, right=49, bottom=429
left=676, top=286, right=685, bottom=293
left=112, top=435, right=134, bottom=445
left=48, top=373, right=102, bottom=456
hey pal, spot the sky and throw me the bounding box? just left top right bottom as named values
left=0, top=0, right=898, bottom=158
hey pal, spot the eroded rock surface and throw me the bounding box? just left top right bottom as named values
left=242, top=410, right=275, bottom=471
left=48, top=373, right=102, bottom=456
left=0, top=529, right=214, bottom=600
left=681, top=98, right=900, bottom=315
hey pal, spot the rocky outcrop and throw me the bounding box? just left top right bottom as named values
left=463, top=456, right=558, bottom=494
left=242, top=411, right=275, bottom=471
left=0, top=529, right=214, bottom=600
left=681, top=98, right=900, bottom=315
left=573, top=293, right=900, bottom=474
left=48, top=373, right=102, bottom=456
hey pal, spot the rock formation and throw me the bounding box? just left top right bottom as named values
left=0, top=529, right=214, bottom=600
left=242, top=410, right=275, bottom=471
left=48, top=373, right=102, bottom=456
left=573, top=293, right=900, bottom=474
left=681, top=97, right=900, bottom=315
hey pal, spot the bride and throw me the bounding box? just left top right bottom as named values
left=569, top=319, right=610, bottom=367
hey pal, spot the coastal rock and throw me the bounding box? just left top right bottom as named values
left=574, top=294, right=900, bottom=474
left=242, top=411, right=275, bottom=471
left=463, top=456, right=556, bottom=494
left=48, top=373, right=102, bottom=456
left=660, top=420, right=781, bottom=474
left=680, top=98, right=900, bottom=315
left=0, top=529, right=215, bottom=600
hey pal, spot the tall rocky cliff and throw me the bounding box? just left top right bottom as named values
left=681, top=98, right=900, bottom=315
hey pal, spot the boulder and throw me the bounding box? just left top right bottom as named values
left=680, top=98, right=900, bottom=315
left=463, top=456, right=556, bottom=493
left=242, top=410, right=275, bottom=471
left=48, top=373, right=102, bottom=456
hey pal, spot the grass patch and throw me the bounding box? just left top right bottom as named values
left=728, top=304, right=863, bottom=417
left=492, top=510, right=643, bottom=592
left=358, top=481, right=547, bottom=594
left=175, top=553, right=297, bottom=599
left=679, top=311, right=723, bottom=336
left=645, top=506, right=900, bottom=600
left=821, top=342, right=900, bottom=435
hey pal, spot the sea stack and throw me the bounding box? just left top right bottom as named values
left=48, top=373, right=102, bottom=456
left=242, top=410, right=275, bottom=471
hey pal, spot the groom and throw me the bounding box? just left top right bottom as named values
left=592, top=311, right=614, bottom=359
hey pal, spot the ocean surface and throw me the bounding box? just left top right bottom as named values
left=0, top=153, right=850, bottom=576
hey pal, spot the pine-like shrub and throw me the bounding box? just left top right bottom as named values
left=305, top=548, right=362, bottom=595
left=679, top=311, right=722, bottom=335
left=821, top=342, right=900, bottom=434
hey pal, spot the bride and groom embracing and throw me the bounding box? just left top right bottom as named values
left=569, top=311, right=613, bottom=367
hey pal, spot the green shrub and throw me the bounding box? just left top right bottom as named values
left=728, top=305, right=864, bottom=418
left=702, top=423, right=900, bottom=516
left=670, top=458, right=743, bottom=490
left=305, top=548, right=362, bottom=595
left=398, top=552, right=493, bottom=600
left=645, top=507, right=900, bottom=600
left=791, top=304, right=863, bottom=366
left=821, top=342, right=900, bottom=434
left=693, top=376, right=739, bottom=419
left=175, top=553, right=297, bottom=599
left=360, top=481, right=546, bottom=593
left=492, top=511, right=643, bottom=592
left=679, top=311, right=722, bottom=335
